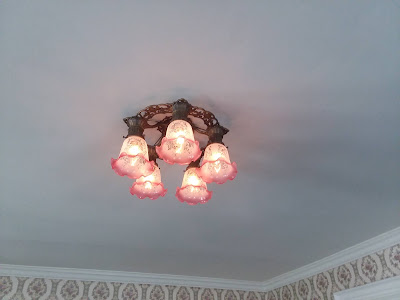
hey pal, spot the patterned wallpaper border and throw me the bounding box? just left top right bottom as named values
left=1, top=244, right=399, bottom=299
left=264, top=243, right=400, bottom=300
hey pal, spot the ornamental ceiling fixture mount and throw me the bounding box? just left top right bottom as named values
left=111, top=99, right=237, bottom=205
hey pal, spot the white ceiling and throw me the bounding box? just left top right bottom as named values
left=0, top=1, right=399, bottom=282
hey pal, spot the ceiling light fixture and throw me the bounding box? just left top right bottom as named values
left=111, top=99, right=237, bottom=205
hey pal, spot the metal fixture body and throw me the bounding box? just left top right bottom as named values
left=123, top=99, right=229, bottom=162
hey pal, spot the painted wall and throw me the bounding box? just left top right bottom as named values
left=0, top=243, right=399, bottom=299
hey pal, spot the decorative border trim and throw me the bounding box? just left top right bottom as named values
left=262, top=226, right=400, bottom=291
left=1, top=227, right=399, bottom=292
left=0, top=264, right=264, bottom=291
left=334, top=275, right=400, bottom=300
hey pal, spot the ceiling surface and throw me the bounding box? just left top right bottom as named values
left=0, top=1, right=399, bottom=281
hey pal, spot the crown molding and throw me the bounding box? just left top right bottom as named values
left=262, top=226, right=400, bottom=292
left=1, top=227, right=399, bottom=292
left=334, top=276, right=400, bottom=300
left=0, top=264, right=264, bottom=291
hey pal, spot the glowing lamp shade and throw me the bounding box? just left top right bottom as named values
left=156, top=120, right=201, bottom=165
left=130, top=166, right=167, bottom=200
left=198, top=143, right=237, bottom=184
left=176, top=168, right=212, bottom=205
left=111, top=136, right=155, bottom=179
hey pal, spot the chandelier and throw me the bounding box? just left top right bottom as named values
left=111, top=99, right=237, bottom=205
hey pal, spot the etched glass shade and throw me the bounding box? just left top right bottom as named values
left=156, top=120, right=201, bottom=165
left=176, top=168, right=212, bottom=205
left=198, top=143, right=237, bottom=184
left=111, top=136, right=155, bottom=179
left=130, top=166, right=167, bottom=200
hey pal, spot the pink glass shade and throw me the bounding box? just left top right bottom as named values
left=111, top=136, right=155, bottom=179
left=197, top=143, right=237, bottom=184
left=156, top=120, right=201, bottom=165
left=130, top=166, right=167, bottom=200
left=176, top=168, right=212, bottom=205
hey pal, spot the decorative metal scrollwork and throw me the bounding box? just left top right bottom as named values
left=123, top=99, right=228, bottom=152
left=137, top=103, right=173, bottom=129
left=189, top=105, right=219, bottom=127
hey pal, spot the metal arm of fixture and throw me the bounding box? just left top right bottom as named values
left=122, top=98, right=229, bottom=163
left=207, top=125, right=229, bottom=145
left=186, top=157, right=202, bottom=170
left=123, top=116, right=145, bottom=138
left=171, top=99, right=191, bottom=121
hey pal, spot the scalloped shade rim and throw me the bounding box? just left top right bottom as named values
left=197, top=160, right=238, bottom=184
left=175, top=186, right=213, bottom=205
left=111, top=153, right=155, bottom=179
left=130, top=182, right=167, bottom=200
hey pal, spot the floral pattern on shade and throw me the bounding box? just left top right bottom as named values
left=111, top=136, right=155, bottom=179
left=198, top=143, right=237, bottom=184
left=130, top=166, right=167, bottom=200
left=1, top=243, right=399, bottom=300
left=156, top=120, right=201, bottom=165
left=176, top=167, right=212, bottom=205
